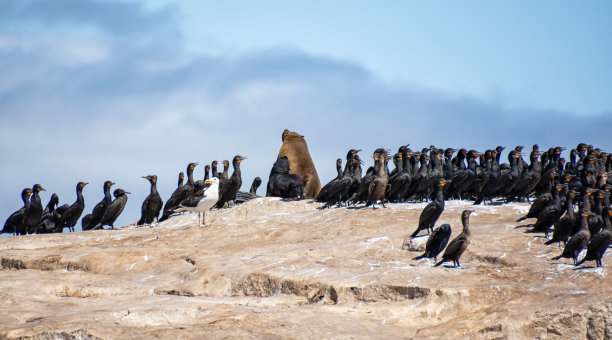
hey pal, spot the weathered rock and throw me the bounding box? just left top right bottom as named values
left=0, top=198, right=611, bottom=339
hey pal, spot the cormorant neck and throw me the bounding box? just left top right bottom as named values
left=150, top=181, right=158, bottom=194
left=104, top=186, right=112, bottom=200
left=461, top=215, right=471, bottom=235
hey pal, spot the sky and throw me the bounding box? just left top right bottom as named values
left=1, top=0, right=611, bottom=232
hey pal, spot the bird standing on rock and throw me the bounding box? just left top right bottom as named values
left=138, top=175, right=163, bottom=225
left=435, top=210, right=474, bottom=268
left=414, top=223, right=452, bottom=264
left=215, top=156, right=246, bottom=209
left=2, top=188, right=33, bottom=235
left=175, top=177, right=219, bottom=226
left=410, top=179, right=449, bottom=238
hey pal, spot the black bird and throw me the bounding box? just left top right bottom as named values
left=529, top=184, right=565, bottom=235
left=516, top=173, right=557, bottom=222
left=236, top=177, right=263, bottom=204
left=211, top=161, right=219, bottom=178
left=138, top=175, right=163, bottom=225
left=216, top=160, right=231, bottom=198
left=25, top=184, right=45, bottom=234
left=545, top=190, right=578, bottom=247
left=215, top=155, right=246, bottom=209
left=82, top=181, right=115, bottom=231
left=435, top=210, right=474, bottom=268
left=92, top=189, right=130, bottom=230
left=317, top=159, right=348, bottom=202
left=551, top=210, right=592, bottom=265
left=58, top=182, right=88, bottom=232
left=318, top=159, right=358, bottom=209
left=334, top=158, right=343, bottom=179
left=576, top=207, right=612, bottom=267
left=266, top=156, right=304, bottom=199
left=38, top=193, right=60, bottom=233
left=2, top=188, right=33, bottom=235
left=387, top=149, right=413, bottom=202
left=159, top=163, right=197, bottom=222
left=366, top=151, right=390, bottom=209
left=410, top=179, right=449, bottom=238
left=414, top=223, right=452, bottom=263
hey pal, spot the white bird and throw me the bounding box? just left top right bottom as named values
left=174, top=177, right=219, bottom=227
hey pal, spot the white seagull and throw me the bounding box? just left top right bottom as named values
left=175, top=177, right=219, bottom=227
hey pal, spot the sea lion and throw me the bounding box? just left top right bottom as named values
left=277, top=129, right=321, bottom=198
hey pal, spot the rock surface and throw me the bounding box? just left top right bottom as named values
left=1, top=198, right=611, bottom=339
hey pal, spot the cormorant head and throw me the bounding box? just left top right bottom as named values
left=22, top=188, right=33, bottom=198
left=77, top=182, right=88, bottom=189
left=113, top=188, right=130, bottom=197
left=188, top=162, right=198, bottom=170
left=462, top=209, right=475, bottom=217
left=211, top=160, right=218, bottom=168
left=179, top=172, right=185, bottom=180
left=50, top=193, right=59, bottom=205
left=234, top=155, right=246, bottom=163
left=32, top=184, right=45, bottom=193
left=252, top=177, right=262, bottom=187
left=104, top=180, right=115, bottom=189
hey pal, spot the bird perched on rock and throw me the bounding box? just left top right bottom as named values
left=175, top=177, right=219, bottom=226
left=551, top=210, right=592, bottom=265
left=435, top=210, right=474, bottom=268
left=2, top=188, right=33, bottom=235
left=215, top=156, right=246, bottom=209
left=82, top=181, right=114, bottom=231
left=58, top=182, right=88, bottom=232
left=414, top=223, right=452, bottom=264
left=411, top=179, right=449, bottom=238
left=138, top=175, right=163, bottom=225
left=91, top=189, right=130, bottom=230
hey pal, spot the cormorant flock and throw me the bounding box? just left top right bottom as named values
left=2, top=142, right=611, bottom=268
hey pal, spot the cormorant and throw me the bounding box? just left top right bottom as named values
left=576, top=207, right=612, bottom=267
left=266, top=156, right=304, bottom=199
left=365, top=151, right=389, bottom=209
left=194, top=165, right=211, bottom=193
left=211, top=161, right=219, bottom=178
left=138, top=175, right=163, bottom=225
left=435, top=210, right=474, bottom=268
left=318, top=159, right=357, bottom=209
left=410, top=179, right=449, bottom=237
left=58, top=182, right=88, bottom=232
left=215, top=156, right=246, bottom=209
left=334, top=159, right=343, bottom=179
left=82, top=181, right=114, bottom=231
left=235, top=177, right=263, bottom=204
left=38, top=193, right=59, bottom=233
left=91, top=189, right=130, bottom=230
left=529, top=184, right=565, bottom=235
left=551, top=210, right=591, bottom=265
left=159, top=163, right=197, bottom=222
left=545, top=190, right=578, bottom=247
left=516, top=172, right=557, bottom=222
left=414, top=223, right=452, bottom=264
left=175, top=177, right=219, bottom=226
left=25, top=184, right=45, bottom=234
left=1, top=188, right=32, bottom=235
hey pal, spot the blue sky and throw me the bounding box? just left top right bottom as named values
left=1, top=0, right=611, bottom=231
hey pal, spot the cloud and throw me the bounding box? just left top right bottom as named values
left=1, top=0, right=610, bottom=231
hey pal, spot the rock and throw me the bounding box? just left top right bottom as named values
left=1, top=199, right=611, bottom=339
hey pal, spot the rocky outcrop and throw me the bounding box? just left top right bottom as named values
left=1, top=198, right=610, bottom=339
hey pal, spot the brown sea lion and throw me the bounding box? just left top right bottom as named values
left=277, top=129, right=321, bottom=198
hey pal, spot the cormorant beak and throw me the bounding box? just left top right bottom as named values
left=142, top=176, right=148, bottom=179
left=126, top=192, right=132, bottom=195
left=39, top=187, right=46, bottom=192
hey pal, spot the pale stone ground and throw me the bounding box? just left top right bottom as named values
left=1, top=198, right=611, bottom=339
